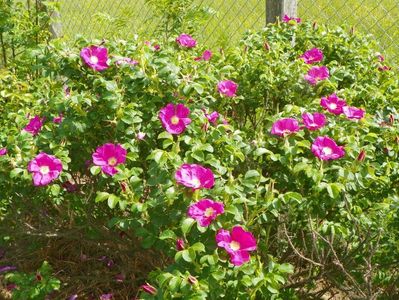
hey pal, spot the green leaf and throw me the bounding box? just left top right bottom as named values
left=192, top=83, right=204, bottom=95
left=191, top=242, right=205, bottom=253
left=159, top=230, right=177, bottom=240
left=50, top=184, right=60, bottom=196
left=278, top=263, right=294, bottom=274
left=181, top=218, right=195, bottom=235
left=182, top=249, right=196, bottom=262
left=158, top=131, right=173, bottom=140
left=107, top=194, right=119, bottom=209
left=95, top=192, right=110, bottom=202
left=245, top=170, right=260, bottom=179
left=90, top=165, right=101, bottom=175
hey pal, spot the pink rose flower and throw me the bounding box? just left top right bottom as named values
left=28, top=152, right=63, bottom=186
left=342, top=106, right=365, bottom=120
left=205, top=111, right=220, bottom=125
left=0, top=148, right=7, bottom=156
left=188, top=199, right=224, bottom=227
left=216, top=226, right=257, bottom=266
left=271, top=118, right=300, bottom=137
left=158, top=103, right=191, bottom=135
left=300, top=48, right=323, bottom=64
left=176, top=34, right=197, bottom=48
left=175, top=164, right=215, bottom=190
left=53, top=114, right=63, bottom=124
left=195, top=50, right=212, bottom=61
left=378, top=65, right=391, bottom=71
left=64, top=85, right=71, bottom=98
left=311, top=136, right=345, bottom=160
left=302, top=112, right=326, bottom=131
left=24, top=115, right=44, bottom=136
left=80, top=45, right=109, bottom=71
left=320, top=93, right=347, bottom=115
left=141, top=283, right=157, bottom=295
left=92, top=143, right=127, bottom=176
left=282, top=14, right=301, bottom=23
left=304, top=66, right=329, bottom=85
left=218, top=80, right=238, bottom=97
left=136, top=132, right=146, bottom=140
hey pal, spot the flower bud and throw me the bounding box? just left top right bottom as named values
left=141, top=283, right=157, bottom=295
left=357, top=149, right=366, bottom=161
left=176, top=239, right=185, bottom=251
left=188, top=275, right=198, bottom=285
left=389, top=114, right=394, bottom=125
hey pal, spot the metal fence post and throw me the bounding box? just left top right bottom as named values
left=266, top=0, right=298, bottom=24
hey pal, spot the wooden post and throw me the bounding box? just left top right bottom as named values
left=266, top=0, right=298, bottom=24
left=49, top=1, right=62, bottom=38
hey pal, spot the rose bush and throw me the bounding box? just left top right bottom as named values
left=1, top=18, right=399, bottom=299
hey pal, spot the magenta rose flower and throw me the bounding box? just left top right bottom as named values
left=24, top=115, right=44, bottom=136
left=320, top=93, right=347, bottom=115
left=80, top=45, right=109, bottom=71
left=300, top=48, right=323, bottom=64
left=176, top=34, right=197, bottom=48
left=53, top=113, right=63, bottom=124
left=271, top=118, right=300, bottom=137
left=282, top=14, right=301, bottom=23
left=141, top=283, right=157, bottom=295
left=378, top=65, right=391, bottom=71
left=175, top=164, right=215, bottom=190
left=311, top=136, right=345, bottom=160
left=205, top=111, right=220, bottom=125
left=304, top=66, right=329, bottom=85
left=195, top=50, right=212, bottom=61
left=342, top=106, right=365, bottom=120
left=92, top=143, right=127, bottom=176
left=216, top=226, right=257, bottom=266
left=188, top=199, right=224, bottom=227
left=218, top=80, right=238, bottom=97
left=302, top=112, right=326, bottom=131
left=0, top=148, right=7, bottom=156
left=28, top=152, right=63, bottom=186
left=158, top=103, right=191, bottom=135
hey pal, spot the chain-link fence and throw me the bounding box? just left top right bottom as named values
left=298, top=0, right=399, bottom=62
left=59, top=0, right=399, bottom=62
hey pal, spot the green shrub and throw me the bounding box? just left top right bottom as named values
left=1, top=19, right=398, bottom=299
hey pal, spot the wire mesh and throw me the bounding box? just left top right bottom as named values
left=298, top=0, right=399, bottom=62
left=59, top=0, right=399, bottom=61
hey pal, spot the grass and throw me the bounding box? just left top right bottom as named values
left=60, top=0, right=399, bottom=62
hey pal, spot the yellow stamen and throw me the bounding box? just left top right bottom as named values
left=171, top=116, right=179, bottom=125
left=204, top=207, right=215, bottom=217
left=230, top=241, right=240, bottom=251
left=108, top=157, right=117, bottom=166
left=89, top=56, right=99, bottom=64
left=40, top=166, right=50, bottom=175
